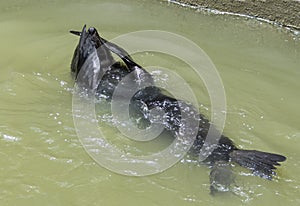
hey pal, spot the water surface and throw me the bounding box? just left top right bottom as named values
left=0, top=0, right=299, bottom=205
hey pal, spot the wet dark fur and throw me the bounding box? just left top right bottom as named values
left=70, top=25, right=286, bottom=192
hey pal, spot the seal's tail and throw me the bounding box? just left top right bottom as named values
left=230, top=150, right=286, bottom=179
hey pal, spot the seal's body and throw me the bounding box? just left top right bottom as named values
left=70, top=25, right=286, bottom=193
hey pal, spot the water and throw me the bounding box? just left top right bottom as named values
left=0, top=0, right=299, bottom=205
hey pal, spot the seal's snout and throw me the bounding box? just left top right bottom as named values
left=70, top=25, right=98, bottom=38
left=70, top=26, right=96, bottom=36
left=88, top=27, right=96, bottom=35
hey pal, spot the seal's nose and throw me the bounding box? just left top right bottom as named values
left=88, top=27, right=96, bottom=35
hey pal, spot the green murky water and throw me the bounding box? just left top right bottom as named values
left=0, top=0, right=299, bottom=205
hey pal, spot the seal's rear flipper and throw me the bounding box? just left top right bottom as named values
left=210, top=161, right=235, bottom=195
left=230, top=150, right=286, bottom=179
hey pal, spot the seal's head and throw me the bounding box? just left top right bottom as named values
left=70, top=25, right=102, bottom=78
left=70, top=25, right=154, bottom=93
left=70, top=25, right=115, bottom=90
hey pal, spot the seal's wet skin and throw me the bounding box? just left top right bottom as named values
left=70, top=25, right=286, bottom=194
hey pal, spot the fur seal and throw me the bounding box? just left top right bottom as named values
left=70, top=25, right=286, bottom=193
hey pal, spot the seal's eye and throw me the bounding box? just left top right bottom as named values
left=88, top=27, right=96, bottom=35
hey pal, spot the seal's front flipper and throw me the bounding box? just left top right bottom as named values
left=98, top=36, right=148, bottom=72
left=230, top=150, right=286, bottom=180
left=70, top=30, right=81, bottom=36
left=210, top=161, right=235, bottom=195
